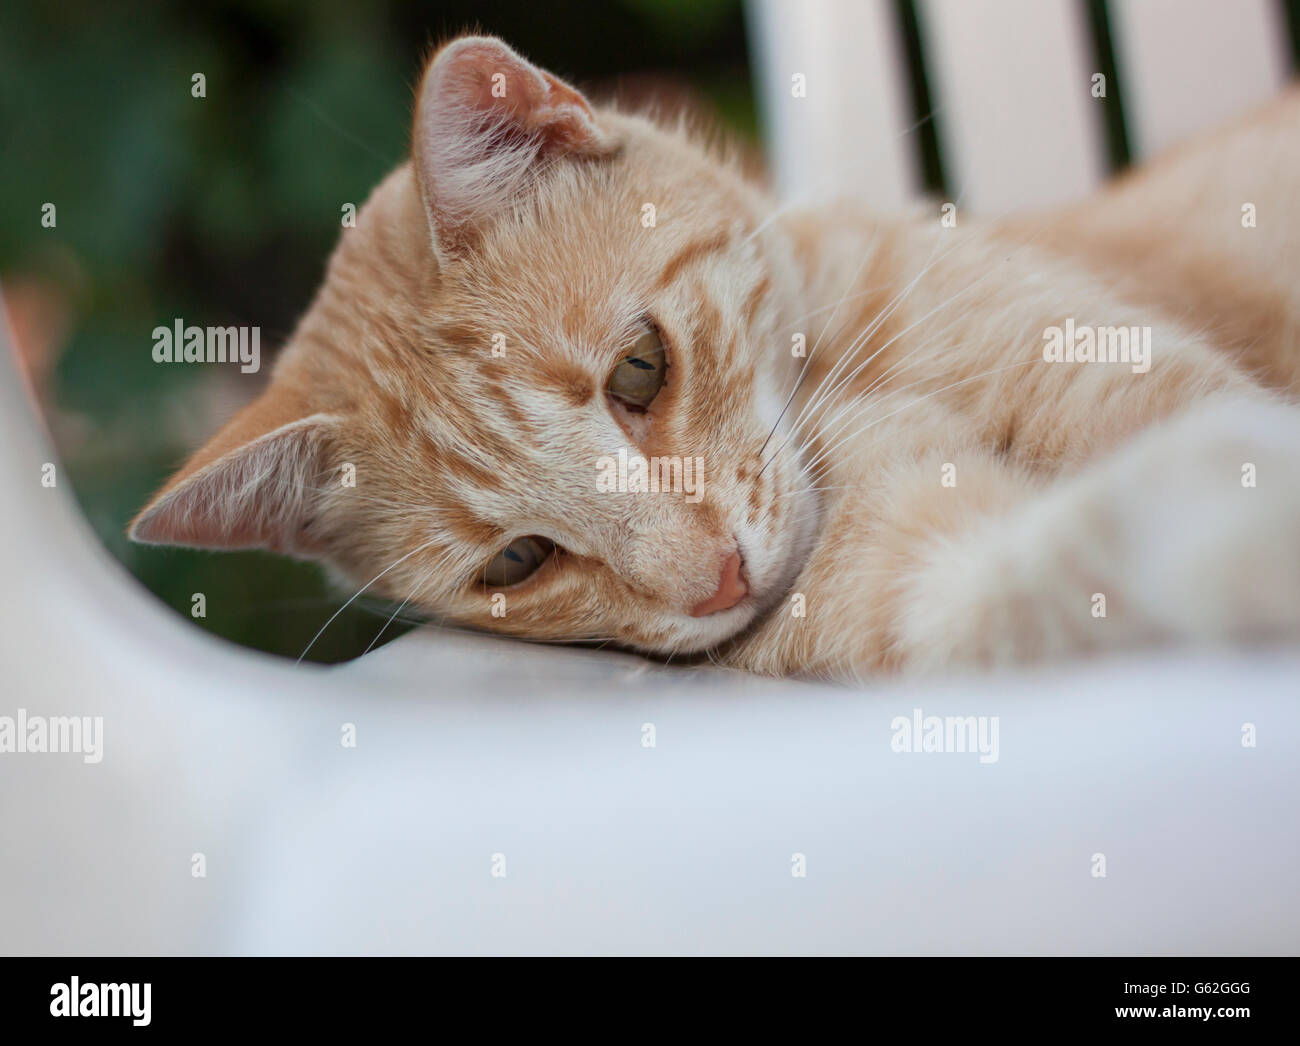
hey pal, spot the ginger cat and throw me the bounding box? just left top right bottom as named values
left=130, top=36, right=1300, bottom=680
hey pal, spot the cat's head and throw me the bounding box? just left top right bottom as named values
left=130, top=35, right=820, bottom=657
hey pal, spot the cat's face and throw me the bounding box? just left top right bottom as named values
left=131, top=36, right=821, bottom=657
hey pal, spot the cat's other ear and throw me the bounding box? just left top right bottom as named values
left=412, top=35, right=616, bottom=261
left=128, top=389, right=341, bottom=557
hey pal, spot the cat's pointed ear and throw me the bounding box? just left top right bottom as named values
left=128, top=390, right=341, bottom=557
left=412, top=35, right=616, bottom=260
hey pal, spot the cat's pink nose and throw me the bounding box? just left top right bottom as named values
left=690, top=551, right=748, bottom=617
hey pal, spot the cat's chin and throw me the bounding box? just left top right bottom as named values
left=667, top=600, right=763, bottom=654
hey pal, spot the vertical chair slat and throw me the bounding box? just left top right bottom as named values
left=747, top=0, right=918, bottom=208
left=1108, top=0, right=1290, bottom=159
left=918, top=0, right=1105, bottom=214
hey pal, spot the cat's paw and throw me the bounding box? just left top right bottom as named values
left=899, top=395, right=1300, bottom=670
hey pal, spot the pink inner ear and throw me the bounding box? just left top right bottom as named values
left=413, top=36, right=615, bottom=258
left=128, top=414, right=337, bottom=557
left=447, top=41, right=607, bottom=154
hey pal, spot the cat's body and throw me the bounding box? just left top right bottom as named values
left=730, top=90, right=1300, bottom=675
left=132, top=37, right=1300, bottom=681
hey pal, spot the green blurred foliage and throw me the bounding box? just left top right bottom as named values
left=0, top=0, right=755, bottom=662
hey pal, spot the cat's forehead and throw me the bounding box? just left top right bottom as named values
left=438, top=134, right=757, bottom=336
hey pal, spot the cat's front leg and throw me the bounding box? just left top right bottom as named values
left=725, top=395, right=1300, bottom=679
left=895, top=395, right=1300, bottom=672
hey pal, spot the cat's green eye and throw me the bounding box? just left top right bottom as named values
left=607, top=328, right=667, bottom=410
left=482, top=536, right=554, bottom=588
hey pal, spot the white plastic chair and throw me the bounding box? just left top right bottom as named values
left=749, top=0, right=1291, bottom=212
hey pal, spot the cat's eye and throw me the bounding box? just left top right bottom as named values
left=482, top=536, right=554, bottom=588
left=607, top=327, right=667, bottom=410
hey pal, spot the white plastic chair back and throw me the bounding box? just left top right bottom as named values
left=749, top=0, right=1292, bottom=212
